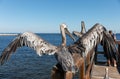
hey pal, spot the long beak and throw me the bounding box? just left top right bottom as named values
left=64, top=28, right=75, bottom=41
left=73, top=31, right=83, bottom=37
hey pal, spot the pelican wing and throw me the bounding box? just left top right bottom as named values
left=0, top=32, right=57, bottom=65
left=103, top=31, right=120, bottom=60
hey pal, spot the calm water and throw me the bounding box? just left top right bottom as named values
left=0, top=33, right=75, bottom=79
left=0, top=33, right=120, bottom=79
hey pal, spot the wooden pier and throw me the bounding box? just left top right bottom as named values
left=91, top=65, right=120, bottom=79
left=90, top=40, right=120, bottom=79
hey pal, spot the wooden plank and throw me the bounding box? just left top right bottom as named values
left=91, top=65, right=120, bottom=79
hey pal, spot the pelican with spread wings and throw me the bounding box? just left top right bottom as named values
left=0, top=24, right=76, bottom=75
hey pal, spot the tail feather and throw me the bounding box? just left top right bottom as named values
left=103, top=31, right=120, bottom=63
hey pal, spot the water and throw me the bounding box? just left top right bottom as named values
left=0, top=33, right=75, bottom=79
left=0, top=33, right=120, bottom=79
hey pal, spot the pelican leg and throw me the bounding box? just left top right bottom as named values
left=86, top=53, right=90, bottom=67
left=64, top=71, right=73, bottom=79
left=79, top=60, right=85, bottom=79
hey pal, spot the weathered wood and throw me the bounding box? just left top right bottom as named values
left=91, top=65, right=120, bottom=79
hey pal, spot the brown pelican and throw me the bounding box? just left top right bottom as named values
left=73, top=23, right=119, bottom=79
left=0, top=23, right=77, bottom=78
left=73, top=21, right=86, bottom=37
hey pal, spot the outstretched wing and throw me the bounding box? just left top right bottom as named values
left=0, top=32, right=57, bottom=65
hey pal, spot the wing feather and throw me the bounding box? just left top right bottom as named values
left=0, top=32, right=57, bottom=65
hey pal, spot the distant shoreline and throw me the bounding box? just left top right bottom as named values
left=0, top=33, right=18, bottom=36
left=0, top=33, right=119, bottom=36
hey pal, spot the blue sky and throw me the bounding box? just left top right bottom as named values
left=0, top=0, right=120, bottom=33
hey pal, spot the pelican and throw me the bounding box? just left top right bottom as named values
left=73, top=21, right=86, bottom=37
left=72, top=23, right=119, bottom=79
left=0, top=23, right=77, bottom=78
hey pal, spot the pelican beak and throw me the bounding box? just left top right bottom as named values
left=64, top=28, right=75, bottom=41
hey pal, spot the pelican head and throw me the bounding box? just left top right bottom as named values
left=72, top=21, right=86, bottom=38
left=60, top=23, right=75, bottom=46
left=81, top=21, right=86, bottom=34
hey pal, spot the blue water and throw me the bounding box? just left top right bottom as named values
left=0, top=33, right=120, bottom=79
left=0, top=33, right=75, bottom=79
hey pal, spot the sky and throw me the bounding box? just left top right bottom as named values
left=0, top=0, right=120, bottom=33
